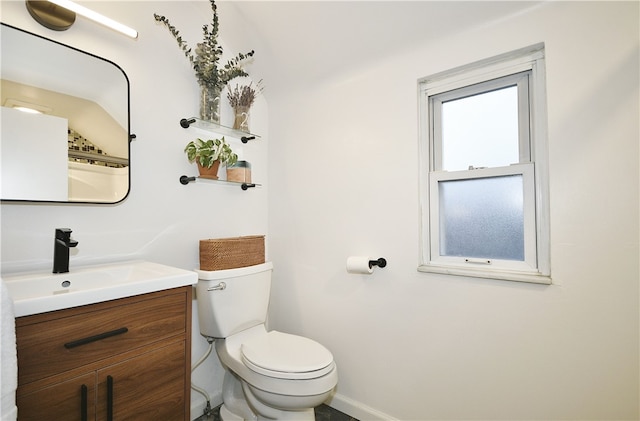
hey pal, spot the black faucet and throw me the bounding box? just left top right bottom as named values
left=53, top=228, right=79, bottom=274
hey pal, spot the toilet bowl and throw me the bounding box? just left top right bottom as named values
left=197, top=263, right=338, bottom=420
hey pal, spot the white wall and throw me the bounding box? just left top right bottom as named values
left=2, top=1, right=638, bottom=420
left=0, top=1, right=267, bottom=417
left=267, top=2, right=639, bottom=420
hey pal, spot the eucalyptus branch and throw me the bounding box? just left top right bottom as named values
left=153, top=14, right=194, bottom=66
left=154, top=0, right=255, bottom=91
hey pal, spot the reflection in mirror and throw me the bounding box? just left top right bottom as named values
left=0, top=23, right=130, bottom=203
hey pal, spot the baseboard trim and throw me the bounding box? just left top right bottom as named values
left=190, top=391, right=395, bottom=421
left=327, top=393, right=398, bottom=421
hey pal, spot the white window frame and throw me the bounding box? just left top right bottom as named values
left=418, top=44, right=551, bottom=284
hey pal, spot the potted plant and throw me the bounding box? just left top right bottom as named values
left=154, top=0, right=255, bottom=122
left=184, top=137, right=238, bottom=179
left=227, top=80, right=264, bottom=132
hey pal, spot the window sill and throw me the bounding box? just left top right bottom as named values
left=417, top=264, right=551, bottom=285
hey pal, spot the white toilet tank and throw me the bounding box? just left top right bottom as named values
left=196, top=262, right=273, bottom=338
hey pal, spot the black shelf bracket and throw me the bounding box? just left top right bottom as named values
left=180, top=175, right=196, bottom=185
left=241, top=136, right=255, bottom=144
left=180, top=118, right=196, bottom=128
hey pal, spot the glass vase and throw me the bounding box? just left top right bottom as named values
left=199, top=84, right=221, bottom=123
left=232, top=105, right=250, bottom=132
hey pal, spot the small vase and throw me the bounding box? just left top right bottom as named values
left=199, top=85, right=221, bottom=123
left=232, top=105, right=250, bottom=132
left=196, top=160, right=221, bottom=179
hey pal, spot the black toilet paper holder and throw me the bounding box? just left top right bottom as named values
left=369, top=258, right=387, bottom=269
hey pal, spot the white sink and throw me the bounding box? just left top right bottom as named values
left=2, top=261, right=197, bottom=317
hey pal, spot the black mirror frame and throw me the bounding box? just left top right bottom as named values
left=0, top=22, right=132, bottom=205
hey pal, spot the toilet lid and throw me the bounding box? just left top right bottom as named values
left=241, top=331, right=334, bottom=380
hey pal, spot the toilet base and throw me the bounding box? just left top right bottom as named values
left=220, top=404, right=246, bottom=421
left=221, top=404, right=314, bottom=421
left=219, top=368, right=321, bottom=421
left=242, top=381, right=316, bottom=421
left=221, top=371, right=257, bottom=421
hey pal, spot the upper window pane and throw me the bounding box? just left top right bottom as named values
left=441, top=85, right=519, bottom=171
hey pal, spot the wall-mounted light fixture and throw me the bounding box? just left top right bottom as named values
left=25, top=0, right=138, bottom=39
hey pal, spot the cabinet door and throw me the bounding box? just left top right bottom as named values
left=96, top=340, right=187, bottom=421
left=17, top=372, right=96, bottom=421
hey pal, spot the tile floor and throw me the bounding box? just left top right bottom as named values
left=194, top=403, right=358, bottom=421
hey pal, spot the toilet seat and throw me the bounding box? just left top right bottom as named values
left=241, top=331, right=334, bottom=380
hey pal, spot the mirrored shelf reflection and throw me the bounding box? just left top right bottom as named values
left=180, top=117, right=260, bottom=143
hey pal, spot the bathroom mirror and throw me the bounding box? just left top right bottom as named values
left=0, top=23, right=130, bottom=204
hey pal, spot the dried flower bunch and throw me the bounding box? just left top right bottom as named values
left=227, top=80, right=264, bottom=109
left=154, top=0, right=254, bottom=91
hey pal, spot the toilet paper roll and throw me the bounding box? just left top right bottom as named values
left=346, top=256, right=374, bottom=274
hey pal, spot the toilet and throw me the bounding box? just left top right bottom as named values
left=196, top=262, right=338, bottom=421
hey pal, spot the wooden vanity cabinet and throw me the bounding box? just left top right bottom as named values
left=15, top=286, right=192, bottom=421
left=17, top=372, right=96, bottom=421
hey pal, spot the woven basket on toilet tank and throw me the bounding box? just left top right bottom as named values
left=199, top=235, right=265, bottom=270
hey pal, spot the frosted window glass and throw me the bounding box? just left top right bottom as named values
left=442, top=86, right=519, bottom=171
left=439, top=175, right=524, bottom=261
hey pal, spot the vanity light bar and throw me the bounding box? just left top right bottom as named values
left=48, top=0, right=138, bottom=39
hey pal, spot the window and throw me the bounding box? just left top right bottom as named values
left=418, top=44, right=550, bottom=284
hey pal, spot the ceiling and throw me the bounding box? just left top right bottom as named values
left=221, top=1, right=544, bottom=94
